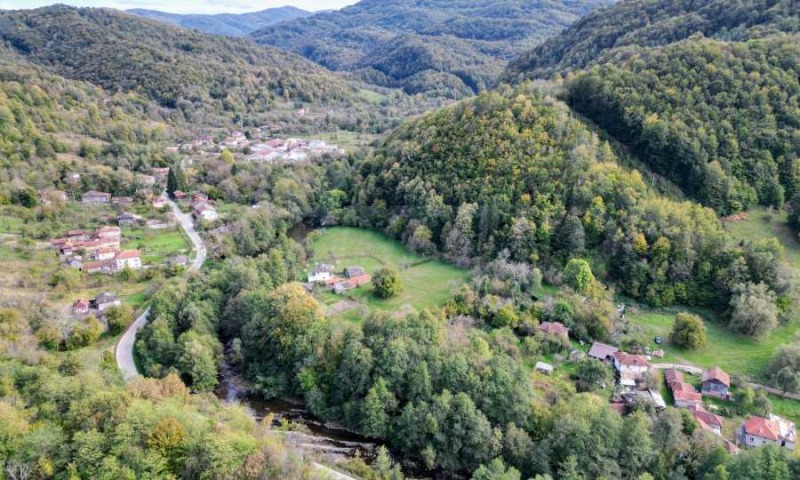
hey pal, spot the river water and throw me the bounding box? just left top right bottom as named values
left=216, top=357, right=381, bottom=466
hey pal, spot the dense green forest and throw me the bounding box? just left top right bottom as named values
left=251, top=0, right=614, bottom=98
left=565, top=35, right=800, bottom=214
left=501, top=0, right=800, bottom=215
left=350, top=87, right=796, bottom=317
left=504, top=0, right=800, bottom=81
left=128, top=6, right=311, bottom=37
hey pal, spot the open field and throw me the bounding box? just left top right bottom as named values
left=621, top=207, right=800, bottom=379
left=123, top=227, right=189, bottom=263
left=309, top=227, right=470, bottom=321
left=626, top=308, right=799, bottom=380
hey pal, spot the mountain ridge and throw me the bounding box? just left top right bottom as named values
left=127, top=5, right=312, bottom=37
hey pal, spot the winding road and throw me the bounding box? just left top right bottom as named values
left=116, top=197, right=206, bottom=382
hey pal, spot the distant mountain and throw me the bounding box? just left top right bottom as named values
left=503, top=0, right=800, bottom=81
left=0, top=5, right=354, bottom=125
left=250, top=0, right=614, bottom=98
left=127, top=6, right=312, bottom=37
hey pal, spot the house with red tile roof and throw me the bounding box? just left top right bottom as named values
left=740, top=415, right=797, bottom=450
left=702, top=367, right=731, bottom=399
left=664, top=368, right=684, bottom=388
left=72, top=299, right=89, bottom=315
left=673, top=386, right=702, bottom=409
left=690, top=407, right=724, bottom=436
left=613, top=351, right=650, bottom=382
left=539, top=322, right=570, bottom=339
left=115, top=250, right=142, bottom=271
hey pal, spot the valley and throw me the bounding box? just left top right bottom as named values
left=2, top=1, right=800, bottom=479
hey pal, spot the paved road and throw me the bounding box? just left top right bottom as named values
left=115, top=196, right=206, bottom=382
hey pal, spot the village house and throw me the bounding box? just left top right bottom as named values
left=152, top=196, right=168, bottom=209
left=308, top=264, right=334, bottom=283
left=538, top=321, right=570, bottom=339
left=146, top=219, right=171, bottom=230
left=39, top=188, right=68, bottom=206
left=66, top=230, right=88, bottom=241
left=91, top=292, right=121, bottom=312
left=169, top=255, right=189, bottom=268
left=702, top=367, right=731, bottom=399
left=81, top=260, right=114, bottom=274
left=95, top=226, right=121, bottom=240
left=117, top=212, right=137, bottom=226
left=191, top=192, right=209, bottom=207
left=173, top=191, right=187, bottom=200
left=72, top=299, right=90, bottom=316
left=664, top=368, right=684, bottom=388
left=112, top=196, right=133, bottom=208
left=82, top=191, right=112, bottom=204
left=115, top=250, right=142, bottom=271
left=345, top=266, right=366, bottom=278
left=588, top=341, right=619, bottom=362
left=740, top=415, right=797, bottom=450
left=193, top=203, right=219, bottom=221
left=535, top=362, right=554, bottom=375
left=333, top=273, right=372, bottom=294
left=690, top=407, right=724, bottom=436
left=613, top=351, right=650, bottom=383
left=66, top=256, right=83, bottom=269
left=672, top=382, right=703, bottom=409
left=89, top=248, right=118, bottom=262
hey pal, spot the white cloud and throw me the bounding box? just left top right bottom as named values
left=0, top=0, right=357, bottom=14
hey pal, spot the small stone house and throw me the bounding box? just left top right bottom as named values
left=344, top=266, right=366, bottom=278
left=91, top=292, right=121, bottom=312
left=588, top=342, right=619, bottom=362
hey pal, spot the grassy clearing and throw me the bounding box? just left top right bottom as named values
left=620, top=207, right=800, bottom=379
left=310, top=227, right=470, bottom=321
left=625, top=308, right=798, bottom=379
left=124, top=228, right=189, bottom=263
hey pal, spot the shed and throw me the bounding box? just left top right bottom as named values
left=535, top=362, right=554, bottom=375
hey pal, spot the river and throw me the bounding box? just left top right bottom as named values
left=216, top=356, right=381, bottom=466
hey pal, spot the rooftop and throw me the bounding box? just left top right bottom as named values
left=588, top=342, right=619, bottom=360
left=702, top=367, right=731, bottom=387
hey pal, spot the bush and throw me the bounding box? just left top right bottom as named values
left=373, top=265, right=404, bottom=299
left=669, top=312, right=707, bottom=349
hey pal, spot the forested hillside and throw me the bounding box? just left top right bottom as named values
left=351, top=87, right=795, bottom=315
left=251, top=0, right=614, bottom=98
left=0, top=6, right=384, bottom=129
left=128, top=6, right=312, bottom=37
left=565, top=35, right=800, bottom=214
left=502, top=0, right=800, bottom=215
left=504, top=0, right=800, bottom=81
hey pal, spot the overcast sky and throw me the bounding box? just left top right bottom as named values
left=0, top=1, right=357, bottom=14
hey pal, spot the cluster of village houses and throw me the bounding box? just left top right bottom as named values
left=307, top=264, right=372, bottom=294
left=171, top=191, right=219, bottom=222
left=533, top=322, right=796, bottom=453
left=51, top=225, right=142, bottom=274
left=183, top=129, right=345, bottom=164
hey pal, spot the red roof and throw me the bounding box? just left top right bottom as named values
left=671, top=382, right=697, bottom=393
left=692, top=409, right=723, bottom=429
left=664, top=368, right=684, bottom=386
left=614, top=351, right=650, bottom=368
left=588, top=342, right=619, bottom=360
left=743, top=416, right=780, bottom=441
left=673, top=389, right=702, bottom=403
left=73, top=299, right=89, bottom=310
left=82, top=260, right=110, bottom=271
left=702, top=367, right=730, bottom=387
left=351, top=274, right=372, bottom=286
left=539, top=322, right=570, bottom=337
left=115, top=250, right=140, bottom=260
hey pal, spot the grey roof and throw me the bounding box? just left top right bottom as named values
left=588, top=342, right=619, bottom=360
left=94, top=292, right=119, bottom=304
left=345, top=266, right=366, bottom=278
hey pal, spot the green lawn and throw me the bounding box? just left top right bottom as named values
left=0, top=214, right=24, bottom=234
left=626, top=308, right=798, bottom=380
left=124, top=228, right=189, bottom=263
left=725, top=207, right=800, bottom=270
left=310, top=228, right=470, bottom=321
